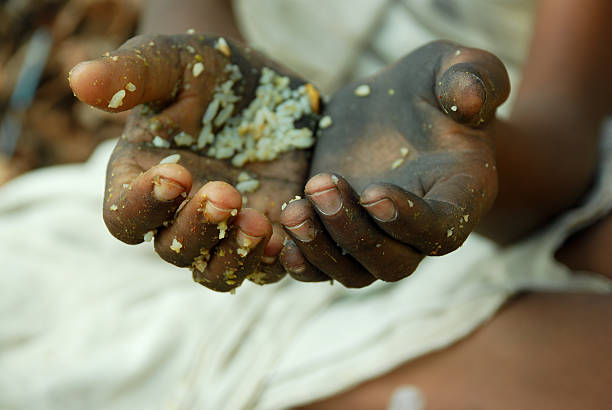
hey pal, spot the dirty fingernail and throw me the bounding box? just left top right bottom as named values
left=361, top=198, right=397, bottom=222
left=153, top=177, right=186, bottom=201
left=204, top=200, right=233, bottom=223
left=282, top=242, right=307, bottom=272
left=284, top=218, right=316, bottom=242
left=236, top=229, right=263, bottom=249
left=308, top=187, right=342, bottom=215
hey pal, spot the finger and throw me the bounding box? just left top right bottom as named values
left=154, top=181, right=242, bottom=267
left=360, top=178, right=483, bottom=256
left=433, top=42, right=510, bottom=127
left=104, top=142, right=192, bottom=245
left=279, top=238, right=330, bottom=283
left=192, top=208, right=272, bottom=292
left=305, top=174, right=424, bottom=281
left=246, top=224, right=288, bottom=285
left=280, top=199, right=375, bottom=288
left=68, top=34, right=227, bottom=113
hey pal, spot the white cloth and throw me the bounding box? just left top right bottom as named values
left=234, top=0, right=536, bottom=118
left=2, top=1, right=612, bottom=409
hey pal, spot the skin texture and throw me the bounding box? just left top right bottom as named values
left=279, top=42, right=510, bottom=287
left=69, top=33, right=319, bottom=291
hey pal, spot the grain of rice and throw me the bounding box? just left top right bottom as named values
left=408, top=200, right=414, bottom=208
left=447, top=229, right=454, bottom=237
left=192, top=258, right=207, bottom=272
left=214, top=103, right=234, bottom=126
left=235, top=179, right=260, bottom=193
left=217, top=220, right=228, bottom=239
left=215, top=37, right=231, bottom=57
left=111, top=56, right=118, bottom=62
left=143, top=230, right=156, bottom=242
left=202, top=99, right=220, bottom=124
left=191, top=248, right=210, bottom=272
left=152, top=136, right=170, bottom=148
left=170, top=237, right=183, bottom=253
left=108, top=89, right=126, bottom=108
left=237, top=171, right=251, bottom=182
left=230, top=209, right=238, bottom=216
left=463, top=214, right=469, bottom=222
left=237, top=247, right=248, bottom=257
left=174, top=132, right=194, bottom=147
left=159, top=153, right=181, bottom=164
left=400, top=147, right=409, bottom=157
left=304, top=83, right=320, bottom=113
left=354, top=85, right=371, bottom=96
left=109, top=204, right=118, bottom=211
left=450, top=105, right=458, bottom=112
left=331, top=175, right=339, bottom=184
left=391, top=158, right=404, bottom=169
left=125, top=82, right=136, bottom=92
left=319, top=115, right=333, bottom=129
left=192, top=62, right=204, bottom=77
left=281, top=202, right=288, bottom=211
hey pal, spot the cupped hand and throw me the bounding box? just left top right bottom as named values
left=69, top=33, right=320, bottom=292
left=279, top=41, right=510, bottom=287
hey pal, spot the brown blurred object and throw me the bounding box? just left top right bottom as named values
left=0, top=0, right=144, bottom=185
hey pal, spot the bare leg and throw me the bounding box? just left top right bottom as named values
left=298, top=292, right=612, bottom=410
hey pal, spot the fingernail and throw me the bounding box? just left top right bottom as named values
left=308, top=187, right=342, bottom=215
left=288, top=264, right=306, bottom=274
left=361, top=198, right=397, bottom=222
left=153, top=176, right=185, bottom=201
left=439, top=65, right=486, bottom=121
left=282, top=242, right=307, bottom=272
left=284, top=218, right=316, bottom=242
left=203, top=200, right=232, bottom=223
left=236, top=229, right=263, bottom=249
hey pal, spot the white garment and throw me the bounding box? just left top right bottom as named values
left=2, top=1, right=612, bottom=409
left=234, top=0, right=535, bottom=117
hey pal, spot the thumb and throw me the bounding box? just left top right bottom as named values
left=68, top=34, right=232, bottom=113
left=435, top=43, right=510, bottom=128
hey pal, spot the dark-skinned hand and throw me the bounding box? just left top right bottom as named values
left=69, top=33, right=320, bottom=292
left=278, top=41, right=510, bottom=288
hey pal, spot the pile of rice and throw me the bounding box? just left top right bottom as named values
left=198, top=64, right=316, bottom=167
left=153, top=62, right=318, bottom=170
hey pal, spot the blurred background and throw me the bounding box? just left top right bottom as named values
left=0, top=0, right=143, bottom=185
